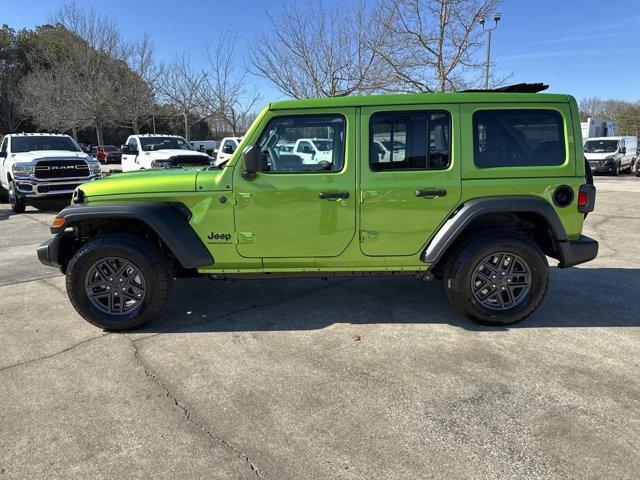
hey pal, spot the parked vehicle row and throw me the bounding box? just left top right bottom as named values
left=37, top=83, right=598, bottom=331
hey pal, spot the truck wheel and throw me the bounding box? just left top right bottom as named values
left=8, top=180, right=26, bottom=213
left=66, top=234, right=173, bottom=330
left=443, top=232, right=549, bottom=326
left=612, top=163, right=619, bottom=176
left=0, top=184, right=8, bottom=203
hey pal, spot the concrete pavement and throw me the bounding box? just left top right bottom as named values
left=1, top=175, right=639, bottom=479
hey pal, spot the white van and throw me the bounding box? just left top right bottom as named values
left=584, top=136, right=637, bottom=176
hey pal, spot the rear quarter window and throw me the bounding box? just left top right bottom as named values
left=473, top=109, right=566, bottom=168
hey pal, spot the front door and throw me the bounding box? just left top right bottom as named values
left=234, top=109, right=357, bottom=258
left=359, top=104, right=461, bottom=256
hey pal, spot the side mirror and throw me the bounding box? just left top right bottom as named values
left=0, top=151, right=6, bottom=158
left=223, top=145, right=234, bottom=154
left=619, top=147, right=626, bottom=154
left=242, top=145, right=261, bottom=180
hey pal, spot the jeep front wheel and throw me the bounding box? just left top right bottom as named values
left=443, top=232, right=549, bottom=326
left=8, top=180, right=26, bottom=213
left=66, top=234, right=173, bottom=330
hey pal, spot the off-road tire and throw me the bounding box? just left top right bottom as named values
left=66, top=234, right=173, bottom=330
left=0, top=184, right=8, bottom=203
left=9, top=180, right=26, bottom=213
left=443, top=232, right=549, bottom=326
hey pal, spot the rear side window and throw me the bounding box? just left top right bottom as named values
left=473, top=109, right=566, bottom=168
left=370, top=111, right=451, bottom=171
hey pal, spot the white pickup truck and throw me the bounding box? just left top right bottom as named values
left=0, top=133, right=102, bottom=213
left=213, top=137, right=242, bottom=166
left=121, top=134, right=212, bottom=172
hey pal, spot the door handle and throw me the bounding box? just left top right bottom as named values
left=415, top=188, right=447, bottom=198
left=318, top=191, right=350, bottom=200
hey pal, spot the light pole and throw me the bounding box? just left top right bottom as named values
left=479, top=12, right=501, bottom=90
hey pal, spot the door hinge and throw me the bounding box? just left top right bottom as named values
left=360, top=230, right=379, bottom=242
left=236, top=232, right=254, bottom=244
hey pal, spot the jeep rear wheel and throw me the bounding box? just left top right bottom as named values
left=66, top=234, right=173, bottom=330
left=443, top=232, right=549, bottom=326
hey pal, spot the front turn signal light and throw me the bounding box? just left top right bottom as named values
left=52, top=217, right=65, bottom=228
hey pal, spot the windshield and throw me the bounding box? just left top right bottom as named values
left=584, top=139, right=618, bottom=153
left=140, top=136, right=194, bottom=152
left=312, top=140, right=332, bottom=151
left=11, top=136, right=80, bottom=153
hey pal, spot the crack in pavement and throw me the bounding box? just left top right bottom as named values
left=0, top=334, right=109, bottom=373
left=126, top=334, right=267, bottom=480
left=135, top=278, right=354, bottom=342
left=40, top=277, right=66, bottom=294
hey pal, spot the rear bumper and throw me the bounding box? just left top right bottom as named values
left=558, top=235, right=598, bottom=268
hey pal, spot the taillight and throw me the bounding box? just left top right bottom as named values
left=578, top=184, right=596, bottom=214
left=578, top=191, right=588, bottom=207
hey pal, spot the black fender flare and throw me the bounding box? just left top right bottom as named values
left=422, top=196, right=568, bottom=265
left=49, top=202, right=213, bottom=269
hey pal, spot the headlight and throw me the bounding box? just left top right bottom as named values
left=151, top=159, right=170, bottom=168
left=12, top=163, right=33, bottom=175
left=88, top=162, right=102, bottom=175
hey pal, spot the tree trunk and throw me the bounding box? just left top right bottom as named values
left=96, top=123, right=104, bottom=146
left=183, top=112, right=189, bottom=140
left=71, top=126, right=78, bottom=141
left=133, top=117, right=140, bottom=135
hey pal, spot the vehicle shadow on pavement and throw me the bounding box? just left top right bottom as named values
left=0, top=201, right=67, bottom=220
left=134, top=267, right=640, bottom=334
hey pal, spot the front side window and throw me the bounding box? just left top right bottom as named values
left=473, top=109, right=566, bottom=168
left=11, top=136, right=80, bottom=153
left=127, top=138, right=139, bottom=150
left=369, top=111, right=451, bottom=171
left=0, top=137, right=7, bottom=153
left=140, top=136, right=193, bottom=151
left=257, top=114, right=345, bottom=173
left=223, top=140, right=237, bottom=153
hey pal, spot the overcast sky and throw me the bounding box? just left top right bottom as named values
left=4, top=0, right=639, bottom=103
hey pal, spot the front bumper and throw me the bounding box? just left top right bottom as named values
left=558, top=235, right=599, bottom=268
left=14, top=174, right=100, bottom=198
left=37, top=235, right=62, bottom=269
left=588, top=160, right=615, bottom=173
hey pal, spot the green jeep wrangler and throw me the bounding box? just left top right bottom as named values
left=38, top=83, right=598, bottom=331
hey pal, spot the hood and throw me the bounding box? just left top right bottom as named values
left=11, top=150, right=90, bottom=162
left=139, top=149, right=209, bottom=159
left=79, top=168, right=203, bottom=198
left=585, top=151, right=617, bottom=160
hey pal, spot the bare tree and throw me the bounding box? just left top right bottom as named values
left=377, top=0, right=502, bottom=92
left=110, top=34, right=158, bottom=133
left=156, top=55, right=207, bottom=140
left=202, top=30, right=260, bottom=136
left=249, top=1, right=390, bottom=98
left=20, top=62, right=89, bottom=138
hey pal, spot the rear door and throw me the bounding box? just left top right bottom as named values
left=359, top=104, right=461, bottom=256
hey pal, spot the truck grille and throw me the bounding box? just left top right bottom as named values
left=34, top=160, right=89, bottom=179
